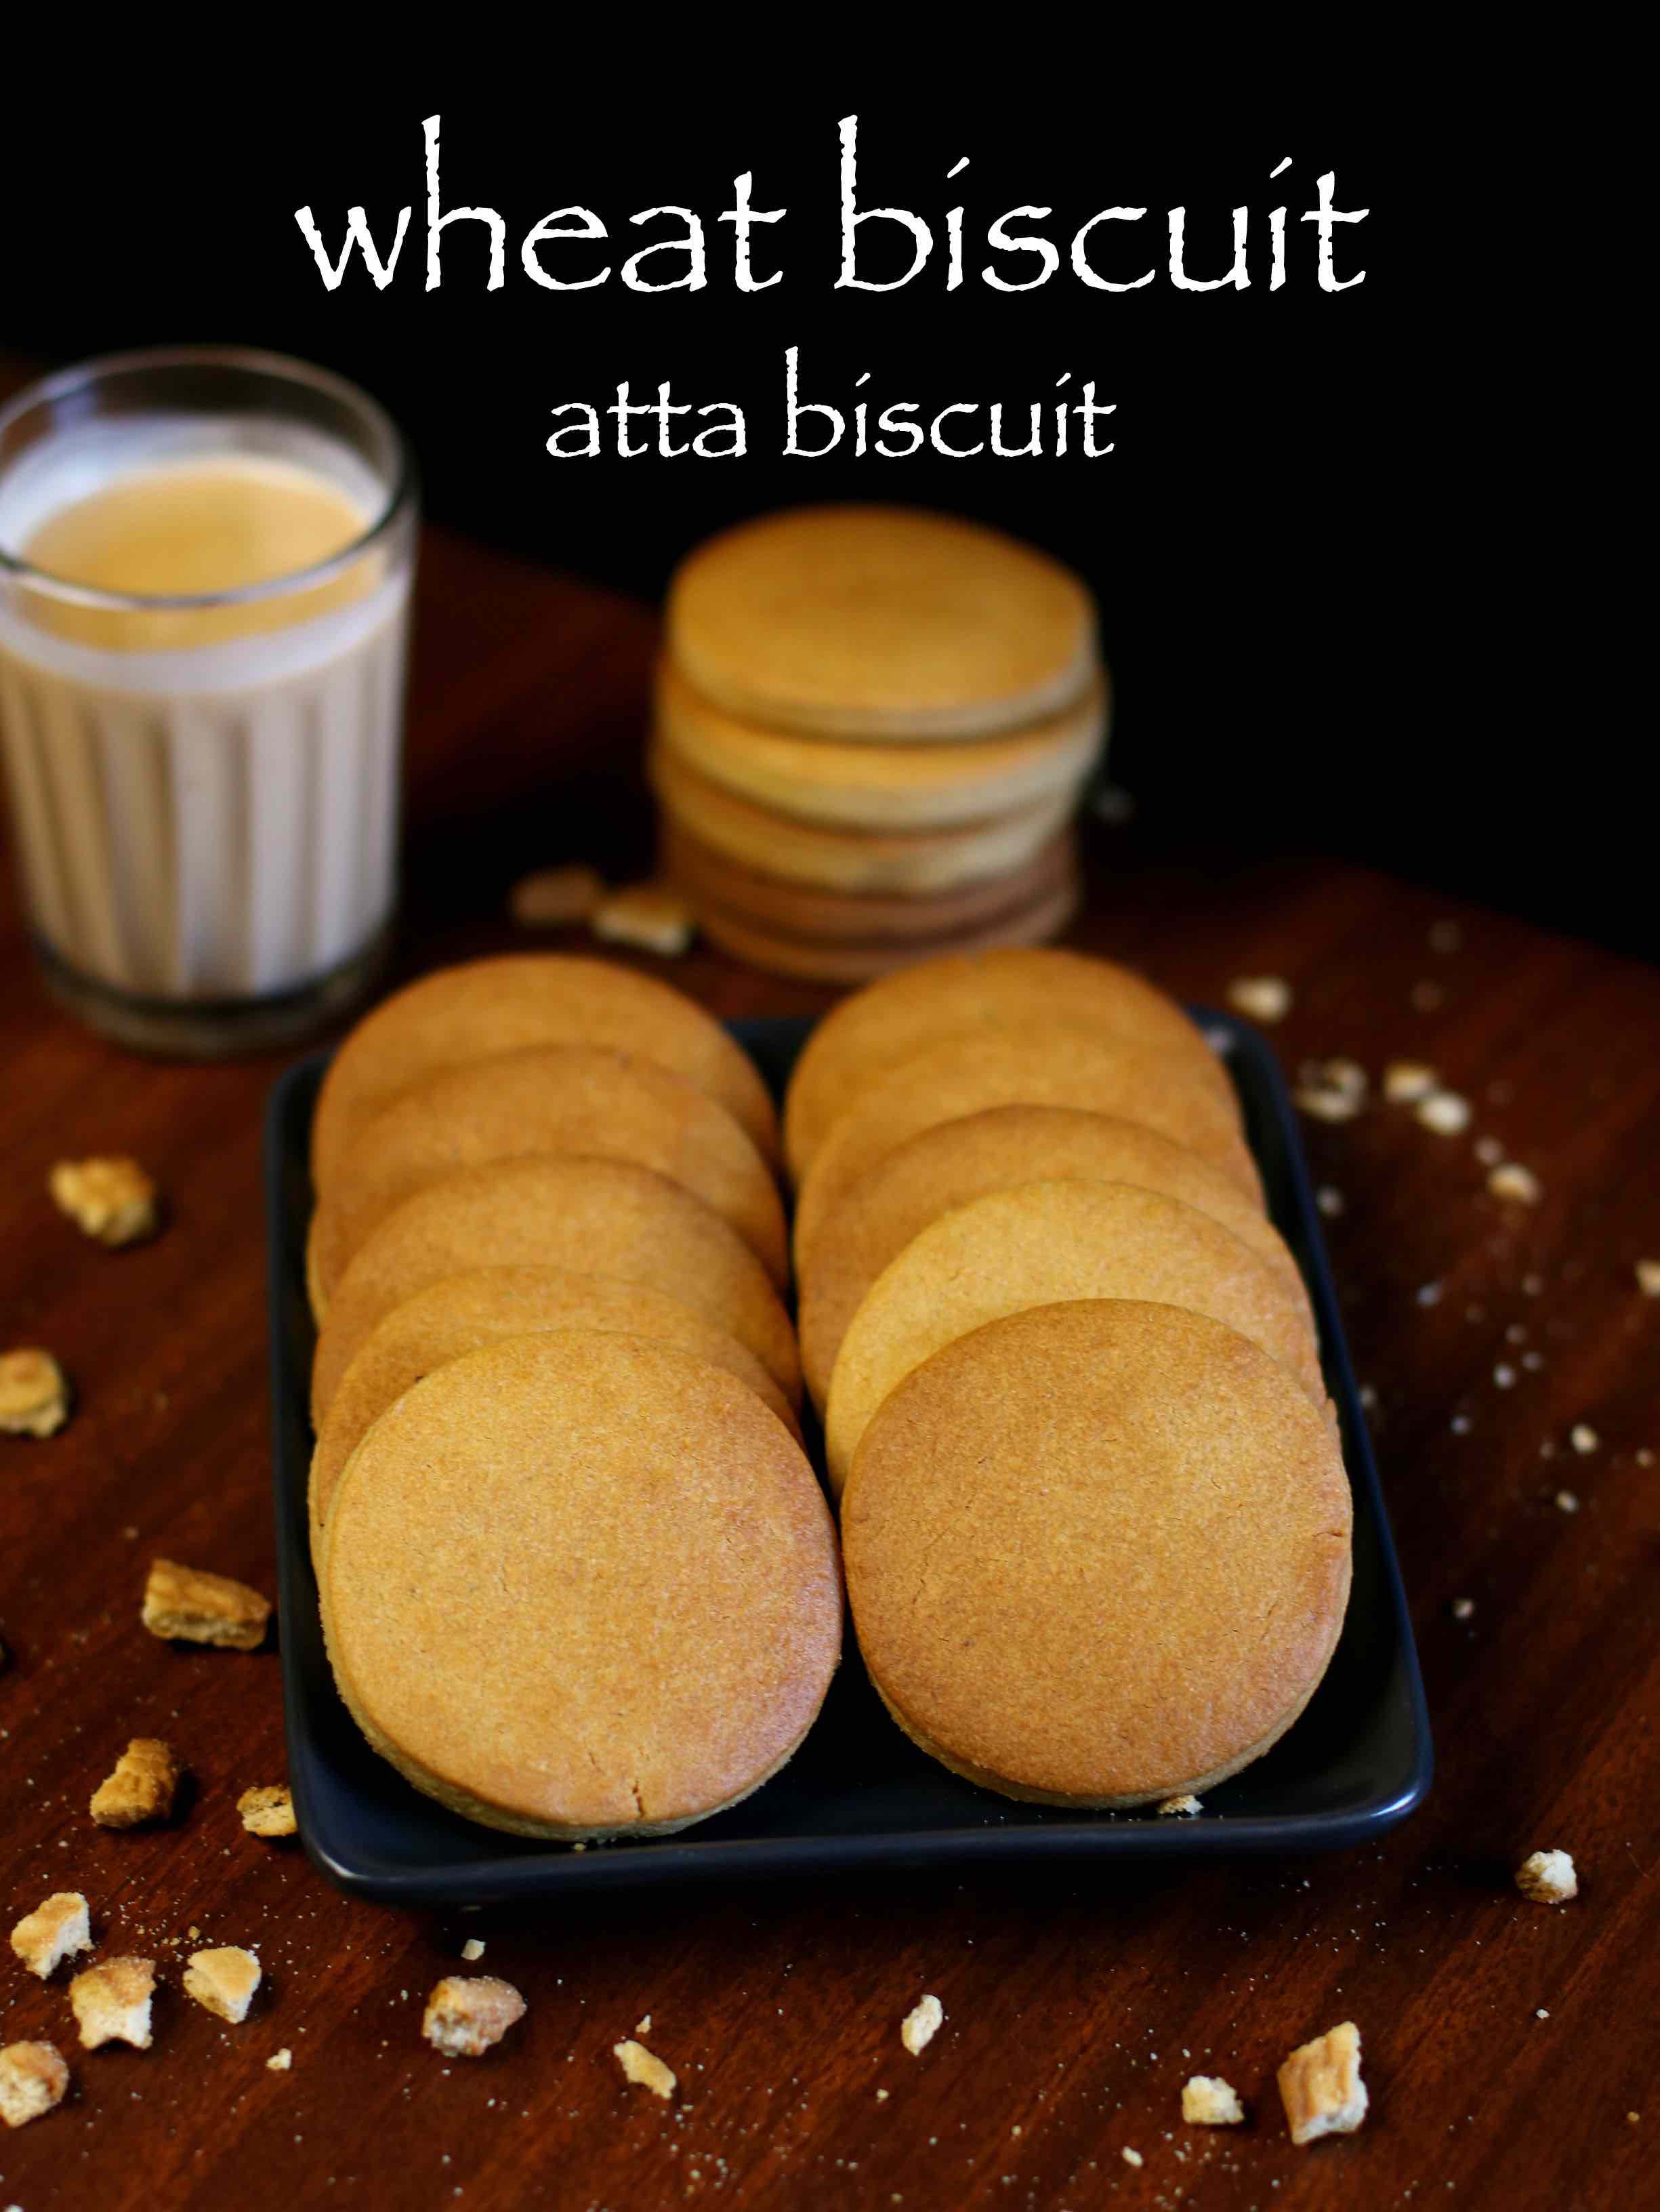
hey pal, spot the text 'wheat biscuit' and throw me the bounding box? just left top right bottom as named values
left=783, top=946, right=1235, bottom=1184
left=842, top=1301, right=1352, bottom=1807
left=792, top=1023, right=1258, bottom=1276
left=308, top=1265, right=801, bottom=1567
left=665, top=506, right=1098, bottom=741
left=310, top=1156, right=799, bottom=1425
left=652, top=745, right=1075, bottom=897
left=662, top=821, right=1077, bottom=947
left=321, top=1332, right=842, bottom=1839
left=824, top=1181, right=1324, bottom=1490
left=799, top=1106, right=1311, bottom=1412
left=655, top=662, right=1106, bottom=833
left=307, top=1042, right=786, bottom=1313
left=309, top=954, right=779, bottom=1192
left=694, top=876, right=1081, bottom=987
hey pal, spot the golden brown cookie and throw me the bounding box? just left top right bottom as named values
left=842, top=1300, right=1352, bottom=1806
left=824, top=1181, right=1323, bottom=1490
left=310, top=1156, right=799, bottom=1424
left=799, top=1106, right=1305, bottom=1412
left=665, top=506, right=1098, bottom=741
left=662, top=820, right=1077, bottom=945
left=652, top=743, right=1075, bottom=896
left=308, top=1265, right=802, bottom=1567
left=792, top=1023, right=1258, bottom=1275
left=783, top=946, right=1234, bottom=1184
left=322, top=1331, right=842, bottom=1839
left=310, top=955, right=779, bottom=1193
left=655, top=661, right=1106, bottom=830
left=694, top=875, right=1081, bottom=987
left=307, top=1043, right=786, bottom=1314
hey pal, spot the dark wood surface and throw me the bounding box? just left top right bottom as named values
left=3, top=380, right=1658, bottom=2212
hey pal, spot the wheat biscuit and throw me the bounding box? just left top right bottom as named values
left=655, top=662, right=1106, bottom=831
left=783, top=947, right=1235, bottom=1183
left=308, top=1044, right=785, bottom=1313
left=662, top=821, right=1077, bottom=945
left=695, top=876, right=1081, bottom=987
left=842, top=1300, right=1352, bottom=1806
left=309, top=1265, right=800, bottom=1565
left=800, top=1107, right=1308, bottom=1412
left=825, top=1181, right=1323, bottom=1490
left=310, top=1158, right=799, bottom=1424
left=793, top=1023, right=1258, bottom=1275
left=665, top=506, right=1097, bottom=741
left=321, top=1332, right=842, bottom=1839
left=652, top=744, right=1075, bottom=896
left=310, top=955, right=779, bottom=1192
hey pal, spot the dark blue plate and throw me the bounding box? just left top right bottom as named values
left=264, top=1010, right=1431, bottom=1902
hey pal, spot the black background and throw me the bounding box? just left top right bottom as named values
left=3, top=68, right=1630, bottom=951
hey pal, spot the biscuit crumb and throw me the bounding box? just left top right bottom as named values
left=50, top=1156, right=160, bottom=1246
left=184, top=1946, right=262, bottom=2023
left=1488, top=1162, right=1541, bottom=1204
left=1569, top=1424, right=1599, bottom=1455
left=900, top=1994, right=943, bottom=2056
left=1182, top=2075, right=1244, bottom=2126
left=1516, top=1849, right=1577, bottom=1904
left=423, top=1975, right=526, bottom=2058
left=1451, top=1597, right=1475, bottom=1621
left=634, top=2013, right=650, bottom=2035
left=1315, top=1186, right=1345, bottom=1217
left=1383, top=1060, right=1438, bottom=1103
left=0, top=2041, right=69, bottom=2129
left=1415, top=1088, right=1472, bottom=1136
left=9, top=1892, right=91, bottom=1980
left=461, top=1938, right=486, bottom=1962
left=1278, top=2021, right=1367, bottom=2146
left=614, top=2037, right=677, bottom=2098
left=510, top=863, right=606, bottom=928
left=70, top=1957, right=156, bottom=2050
left=90, top=1738, right=180, bottom=1828
left=238, top=1785, right=296, bottom=1837
left=267, top=2047, right=293, bottom=2072
left=1638, top=1260, right=1660, bottom=1298
left=0, top=1347, right=70, bottom=1437
left=142, top=1558, right=270, bottom=1649
left=1226, top=976, right=1292, bottom=1023
left=1555, top=1490, right=1579, bottom=1514
left=1294, top=1086, right=1361, bottom=1124
left=592, top=881, right=696, bottom=958
left=1157, top=1795, right=1203, bottom=1818
left=1121, top=2146, right=1144, bottom=2167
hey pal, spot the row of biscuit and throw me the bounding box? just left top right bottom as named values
left=785, top=947, right=1354, bottom=1809
left=652, top=507, right=1107, bottom=981
left=303, top=954, right=839, bottom=1841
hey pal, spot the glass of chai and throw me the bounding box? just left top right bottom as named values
left=0, top=347, right=417, bottom=1054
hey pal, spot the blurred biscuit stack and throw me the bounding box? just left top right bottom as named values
left=652, top=506, right=1107, bottom=981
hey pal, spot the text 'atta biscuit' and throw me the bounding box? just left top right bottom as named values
left=824, top=1180, right=1323, bottom=1490
left=665, top=506, right=1098, bottom=741
left=797, top=1105, right=1308, bottom=1412
left=307, top=1042, right=786, bottom=1312
left=308, top=1265, right=802, bottom=1567
left=322, top=1332, right=842, bottom=1839
left=783, top=946, right=1235, bottom=1184
left=309, top=954, right=779, bottom=1192
left=310, top=1155, right=799, bottom=1425
left=842, top=1301, right=1352, bottom=1807
left=792, top=1023, right=1258, bottom=1275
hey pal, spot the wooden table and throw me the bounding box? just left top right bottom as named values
left=2, top=519, right=1657, bottom=2212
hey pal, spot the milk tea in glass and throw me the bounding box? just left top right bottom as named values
left=0, top=348, right=417, bottom=1053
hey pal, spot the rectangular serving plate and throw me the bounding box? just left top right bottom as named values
left=266, top=1009, right=1432, bottom=1904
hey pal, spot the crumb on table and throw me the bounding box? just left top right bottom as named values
left=614, top=2037, right=677, bottom=2099
left=591, top=882, right=696, bottom=958
left=142, top=1558, right=270, bottom=1650
left=184, top=1946, right=262, bottom=2024
left=1516, top=1849, right=1578, bottom=1904
left=510, top=863, right=606, bottom=928
left=90, top=1738, right=180, bottom=1829
left=9, top=1891, right=92, bottom=1980
left=49, top=1156, right=160, bottom=1246
left=71, top=1957, right=157, bottom=2050
left=238, top=1784, right=296, bottom=1838
left=1182, top=2075, right=1245, bottom=2126
left=900, top=1994, right=944, bottom=2056
left=0, top=1347, right=70, bottom=1437
left=423, top=1975, right=526, bottom=2058
left=1278, top=2021, right=1367, bottom=2146
left=0, top=2039, right=70, bottom=2129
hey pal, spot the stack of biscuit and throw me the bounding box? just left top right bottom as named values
left=787, top=947, right=1353, bottom=1811
left=303, top=954, right=839, bottom=1842
left=652, top=506, right=1108, bottom=981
